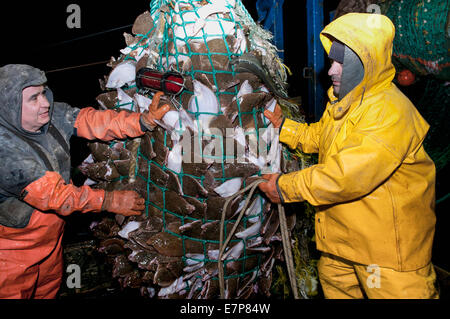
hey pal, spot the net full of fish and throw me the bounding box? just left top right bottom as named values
left=83, top=0, right=300, bottom=299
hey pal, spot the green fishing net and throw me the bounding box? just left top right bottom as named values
left=91, top=0, right=317, bottom=298
left=380, top=0, right=450, bottom=80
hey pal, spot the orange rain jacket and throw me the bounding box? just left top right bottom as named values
left=277, top=14, right=436, bottom=272
left=0, top=64, right=145, bottom=298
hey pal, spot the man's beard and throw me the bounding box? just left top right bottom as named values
left=332, top=75, right=341, bottom=97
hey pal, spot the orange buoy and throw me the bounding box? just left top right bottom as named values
left=397, top=69, right=416, bottom=86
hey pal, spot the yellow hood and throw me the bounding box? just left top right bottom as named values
left=320, top=13, right=397, bottom=118
left=277, top=13, right=436, bottom=271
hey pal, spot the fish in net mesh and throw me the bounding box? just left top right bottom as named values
left=83, top=0, right=313, bottom=299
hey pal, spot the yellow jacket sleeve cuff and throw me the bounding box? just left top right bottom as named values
left=279, top=118, right=303, bottom=150
left=277, top=171, right=305, bottom=203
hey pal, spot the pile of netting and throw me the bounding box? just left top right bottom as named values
left=333, top=0, right=449, bottom=80
left=82, top=0, right=317, bottom=299
left=333, top=0, right=373, bottom=19
left=379, top=0, right=449, bottom=80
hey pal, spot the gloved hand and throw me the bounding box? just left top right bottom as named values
left=263, top=103, right=284, bottom=128
left=140, top=91, right=171, bottom=129
left=23, top=171, right=106, bottom=216
left=102, top=190, right=145, bottom=216
left=258, top=173, right=282, bottom=204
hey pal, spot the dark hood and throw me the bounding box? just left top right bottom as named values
left=328, top=40, right=365, bottom=101
left=339, top=45, right=364, bottom=101
left=320, top=14, right=397, bottom=119
left=0, top=64, right=55, bottom=138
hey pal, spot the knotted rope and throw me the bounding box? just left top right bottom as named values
left=218, top=178, right=299, bottom=299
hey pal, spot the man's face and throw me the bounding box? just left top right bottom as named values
left=328, top=60, right=343, bottom=97
left=22, top=85, right=50, bottom=132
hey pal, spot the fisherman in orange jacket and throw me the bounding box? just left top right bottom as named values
left=0, top=64, right=169, bottom=299
left=259, top=13, right=438, bottom=299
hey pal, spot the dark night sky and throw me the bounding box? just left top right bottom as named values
left=1, top=0, right=340, bottom=108
left=2, top=1, right=156, bottom=106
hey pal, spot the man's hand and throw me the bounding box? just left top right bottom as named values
left=258, top=173, right=282, bottom=204
left=102, top=190, right=145, bottom=216
left=263, top=103, right=284, bottom=128
left=141, top=91, right=170, bottom=129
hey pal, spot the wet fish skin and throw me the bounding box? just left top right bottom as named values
left=140, top=160, right=169, bottom=187
left=154, top=264, right=178, bottom=287
left=237, top=271, right=257, bottom=297
left=132, top=11, right=154, bottom=36
left=182, top=175, right=208, bottom=198
left=120, top=270, right=144, bottom=289
left=227, top=92, right=273, bottom=129
left=262, top=208, right=280, bottom=245
left=153, top=126, right=173, bottom=149
left=112, top=255, right=134, bottom=278
left=179, top=219, right=203, bottom=238
left=140, top=132, right=156, bottom=160
left=147, top=232, right=184, bottom=257
left=224, top=275, right=239, bottom=299
left=188, top=79, right=220, bottom=130
left=98, top=238, right=126, bottom=255
left=281, top=151, right=300, bottom=173
left=165, top=190, right=196, bottom=216
left=166, top=169, right=183, bottom=195
left=88, top=141, right=123, bottom=162
left=183, top=197, right=207, bottom=220
left=143, top=215, right=164, bottom=233
left=138, top=159, right=164, bottom=187
left=110, top=176, right=148, bottom=199
left=146, top=231, right=204, bottom=258
left=230, top=52, right=288, bottom=99
left=182, top=164, right=217, bottom=193
left=190, top=39, right=232, bottom=72
left=147, top=204, right=179, bottom=225
left=96, top=91, right=118, bottom=110
left=200, top=278, right=219, bottom=299
left=209, top=114, right=234, bottom=138
left=187, top=277, right=204, bottom=299
left=205, top=194, right=243, bottom=221
left=181, top=163, right=209, bottom=177
left=115, top=214, right=126, bottom=226
left=208, top=162, right=260, bottom=179
left=129, top=250, right=157, bottom=271
left=129, top=228, right=160, bottom=251
left=78, top=160, right=120, bottom=182
left=226, top=254, right=259, bottom=274
left=113, top=159, right=131, bottom=176
left=152, top=140, right=170, bottom=167
left=238, top=284, right=254, bottom=299
left=90, top=217, right=120, bottom=239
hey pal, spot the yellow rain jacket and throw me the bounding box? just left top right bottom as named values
left=277, top=13, right=436, bottom=272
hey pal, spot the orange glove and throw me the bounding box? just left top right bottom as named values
left=75, top=107, right=145, bottom=141
left=140, top=91, right=171, bottom=129
left=101, top=191, right=145, bottom=216
left=263, top=103, right=284, bottom=128
left=22, top=171, right=105, bottom=216
left=258, top=173, right=282, bottom=204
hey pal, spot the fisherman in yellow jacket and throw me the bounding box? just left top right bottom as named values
left=259, top=13, right=438, bottom=299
